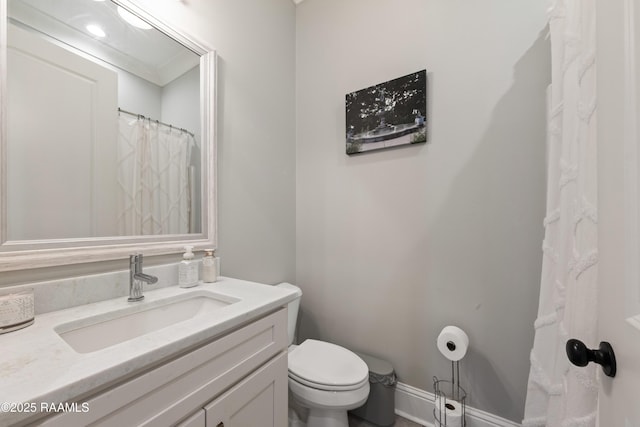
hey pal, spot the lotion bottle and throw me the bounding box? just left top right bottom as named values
left=179, top=245, right=198, bottom=288
left=201, top=249, right=218, bottom=283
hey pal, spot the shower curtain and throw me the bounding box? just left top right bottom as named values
left=117, top=114, right=194, bottom=235
left=522, top=1, right=598, bottom=426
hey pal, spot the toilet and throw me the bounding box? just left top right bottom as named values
left=276, top=283, right=370, bottom=427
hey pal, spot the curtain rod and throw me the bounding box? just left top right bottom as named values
left=118, top=108, right=195, bottom=138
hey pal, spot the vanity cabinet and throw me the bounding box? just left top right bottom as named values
left=37, top=308, right=288, bottom=427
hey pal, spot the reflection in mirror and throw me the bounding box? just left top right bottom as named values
left=7, top=0, right=202, bottom=240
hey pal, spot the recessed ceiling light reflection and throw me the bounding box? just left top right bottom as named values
left=86, top=24, right=106, bottom=38
left=117, top=6, right=152, bottom=30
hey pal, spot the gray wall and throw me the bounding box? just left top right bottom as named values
left=295, top=0, right=550, bottom=422
left=0, top=0, right=297, bottom=287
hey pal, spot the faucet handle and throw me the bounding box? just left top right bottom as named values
left=130, top=253, right=142, bottom=264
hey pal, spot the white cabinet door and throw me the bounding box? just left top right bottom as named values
left=204, top=353, right=288, bottom=427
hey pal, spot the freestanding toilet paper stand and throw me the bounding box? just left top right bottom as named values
left=433, top=360, right=467, bottom=427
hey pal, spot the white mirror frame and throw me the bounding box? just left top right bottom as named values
left=0, top=0, right=217, bottom=271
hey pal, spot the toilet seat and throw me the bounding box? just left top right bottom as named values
left=288, top=371, right=369, bottom=391
left=288, top=339, right=369, bottom=391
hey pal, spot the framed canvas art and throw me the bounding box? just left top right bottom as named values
left=346, top=70, right=427, bottom=155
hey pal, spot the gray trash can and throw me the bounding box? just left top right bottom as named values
left=349, top=352, right=397, bottom=427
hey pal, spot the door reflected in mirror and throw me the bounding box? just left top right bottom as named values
left=6, top=0, right=203, bottom=240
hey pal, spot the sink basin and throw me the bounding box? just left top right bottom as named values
left=55, top=293, right=236, bottom=353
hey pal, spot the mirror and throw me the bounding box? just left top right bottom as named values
left=0, top=0, right=217, bottom=271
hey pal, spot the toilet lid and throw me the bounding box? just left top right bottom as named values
left=288, top=339, right=369, bottom=391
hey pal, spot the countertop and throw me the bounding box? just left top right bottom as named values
left=0, top=277, right=298, bottom=426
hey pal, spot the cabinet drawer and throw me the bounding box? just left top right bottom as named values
left=39, top=308, right=287, bottom=427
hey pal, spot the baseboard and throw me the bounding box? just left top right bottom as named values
left=394, top=382, right=521, bottom=427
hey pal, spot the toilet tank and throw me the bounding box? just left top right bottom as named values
left=276, top=282, right=302, bottom=346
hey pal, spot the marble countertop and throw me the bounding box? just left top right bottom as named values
left=0, top=277, right=297, bottom=426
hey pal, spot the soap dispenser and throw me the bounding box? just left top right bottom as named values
left=201, top=249, right=218, bottom=283
left=179, top=245, right=198, bottom=288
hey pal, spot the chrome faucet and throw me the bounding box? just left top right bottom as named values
left=128, top=254, right=158, bottom=302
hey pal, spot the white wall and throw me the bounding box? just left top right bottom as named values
left=0, top=0, right=296, bottom=287
left=118, top=70, right=162, bottom=119
left=295, top=0, right=550, bottom=422
left=161, top=67, right=200, bottom=143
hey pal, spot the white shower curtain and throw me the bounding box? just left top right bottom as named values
left=117, top=114, right=194, bottom=235
left=522, top=1, right=598, bottom=426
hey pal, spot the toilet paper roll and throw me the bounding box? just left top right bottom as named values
left=437, top=326, right=469, bottom=361
left=434, top=395, right=463, bottom=427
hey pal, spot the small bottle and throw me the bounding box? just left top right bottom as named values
left=201, top=249, right=218, bottom=283
left=179, top=245, right=198, bottom=288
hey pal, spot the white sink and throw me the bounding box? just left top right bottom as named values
left=55, top=293, right=237, bottom=353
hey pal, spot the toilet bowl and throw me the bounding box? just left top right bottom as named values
left=276, top=283, right=370, bottom=427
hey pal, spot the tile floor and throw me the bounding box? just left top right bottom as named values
left=348, top=414, right=423, bottom=427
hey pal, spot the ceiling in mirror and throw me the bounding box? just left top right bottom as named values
left=9, top=0, right=199, bottom=85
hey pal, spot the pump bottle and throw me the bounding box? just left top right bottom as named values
left=202, top=249, right=218, bottom=283
left=179, top=245, right=198, bottom=288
